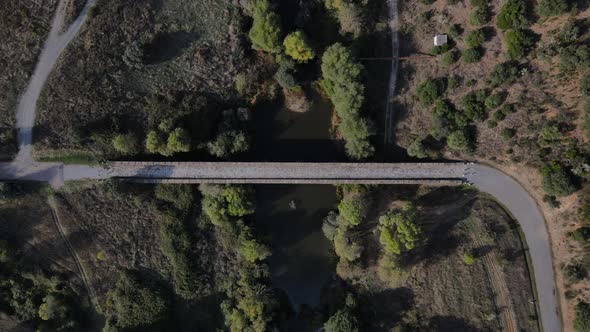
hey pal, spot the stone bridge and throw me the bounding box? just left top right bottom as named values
left=0, top=161, right=469, bottom=186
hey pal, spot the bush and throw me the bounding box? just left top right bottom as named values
left=146, top=131, right=170, bottom=156
left=207, top=130, right=249, bottom=158
left=223, top=185, right=255, bottom=217
left=449, top=24, right=462, bottom=38
left=505, top=29, right=535, bottom=60
left=540, top=163, right=577, bottom=196
left=536, top=0, right=568, bottom=17
left=416, top=78, right=447, bottom=105
left=559, top=44, right=590, bottom=72
left=462, top=251, right=475, bottom=265
left=321, top=43, right=374, bottom=159
left=407, top=138, right=428, bottom=159
left=575, top=301, right=590, bottom=332
left=462, top=47, right=482, bottom=63
left=581, top=75, right=590, bottom=96
left=465, top=29, right=485, bottom=48
left=487, top=61, right=520, bottom=87
left=431, top=44, right=451, bottom=55
left=470, top=6, right=491, bottom=26
left=112, top=133, right=138, bottom=155
left=500, top=103, right=516, bottom=114
left=564, top=263, right=587, bottom=282
left=274, top=57, right=297, bottom=89
left=440, top=50, right=459, bottom=66
left=470, top=0, right=486, bottom=6
left=501, top=127, right=516, bottom=139
left=485, top=93, right=504, bottom=109
left=283, top=31, right=315, bottom=63
left=582, top=102, right=590, bottom=139
left=104, top=273, right=169, bottom=331
left=248, top=0, right=282, bottom=53
left=447, top=130, right=473, bottom=153
left=155, top=184, right=194, bottom=210
left=543, top=194, right=561, bottom=208
left=492, top=111, right=506, bottom=121
left=571, top=227, right=590, bottom=243
left=338, top=194, right=369, bottom=226
left=487, top=120, right=498, bottom=128
left=497, top=0, right=528, bottom=30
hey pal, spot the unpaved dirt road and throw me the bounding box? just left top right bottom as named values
left=15, top=0, right=94, bottom=162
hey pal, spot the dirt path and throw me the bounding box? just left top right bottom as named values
left=384, top=0, right=400, bottom=148
left=47, top=194, right=99, bottom=310
left=15, top=0, right=95, bottom=162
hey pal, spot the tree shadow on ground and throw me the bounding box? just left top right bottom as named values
left=362, top=287, right=415, bottom=331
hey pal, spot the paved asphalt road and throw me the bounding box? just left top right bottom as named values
left=467, top=164, right=560, bottom=332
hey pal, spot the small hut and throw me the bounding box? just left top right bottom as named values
left=434, top=34, right=448, bottom=46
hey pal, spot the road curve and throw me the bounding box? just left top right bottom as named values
left=466, top=164, right=560, bottom=332
left=15, top=0, right=95, bottom=162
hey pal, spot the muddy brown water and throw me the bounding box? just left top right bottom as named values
left=254, top=92, right=339, bottom=310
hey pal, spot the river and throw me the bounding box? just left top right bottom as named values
left=254, top=92, right=339, bottom=312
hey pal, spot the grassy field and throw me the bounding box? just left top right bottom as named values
left=322, top=185, right=539, bottom=331
left=0, top=0, right=58, bottom=160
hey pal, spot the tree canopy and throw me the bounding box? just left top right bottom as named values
left=283, top=31, right=315, bottom=63
left=378, top=204, right=422, bottom=256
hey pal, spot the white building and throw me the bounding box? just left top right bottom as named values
left=434, top=34, right=448, bottom=46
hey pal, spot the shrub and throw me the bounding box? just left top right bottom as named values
left=536, top=0, right=568, bottom=17
left=543, top=194, right=561, bottom=208
left=283, top=31, right=315, bottom=63
left=449, top=24, right=462, bottom=38
left=485, top=93, right=504, bottom=109
left=571, top=227, right=590, bottom=243
left=497, top=0, right=528, bottom=30
left=248, top=0, right=282, bottom=53
left=462, top=47, right=482, bottom=63
left=334, top=229, right=363, bottom=262
left=462, top=251, right=475, bottom=265
left=274, top=57, right=297, bottom=89
left=431, top=44, right=451, bottom=55
left=470, top=0, right=486, bottom=6
left=465, top=29, right=485, bottom=48
left=407, top=138, right=428, bottom=159
left=487, top=120, right=498, bottom=128
left=104, top=273, right=169, bottom=331
left=501, top=127, right=516, bottom=139
left=447, top=130, right=473, bottom=153
left=470, top=6, right=491, bottom=26
left=564, top=263, right=587, bottom=282
left=487, top=61, right=520, bottom=87
left=416, top=78, right=446, bottom=105
left=324, top=306, right=360, bottom=332
left=146, top=131, right=169, bottom=156
left=582, top=102, right=590, bottom=139
left=559, top=44, right=590, bottom=72
left=112, top=133, right=138, bottom=155
left=326, top=0, right=366, bottom=38
left=575, top=302, right=590, bottom=332
left=581, top=75, right=590, bottom=96
left=155, top=184, right=194, bottom=210
left=234, top=73, right=249, bottom=96
left=223, top=185, right=255, bottom=217
left=448, top=75, right=461, bottom=89
left=321, top=43, right=374, bottom=159
left=505, top=29, right=535, bottom=60
left=440, top=51, right=459, bottom=66
left=492, top=111, right=506, bottom=121
left=540, top=163, right=577, bottom=196
left=500, top=103, right=516, bottom=114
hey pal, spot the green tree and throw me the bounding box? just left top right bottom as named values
left=462, top=48, right=482, bottom=63
left=112, top=133, right=138, bottom=154
left=470, top=6, right=491, bottom=26
left=378, top=204, right=422, bottom=256
left=581, top=75, right=590, bottom=96
left=407, top=138, right=428, bottom=159
left=155, top=184, right=194, bottom=210
left=38, top=294, right=68, bottom=321
left=465, top=29, right=485, bottom=48
left=104, top=273, right=169, bottom=331
left=447, top=130, right=473, bottom=153
left=224, top=185, right=255, bottom=217
left=283, top=31, right=315, bottom=63
left=487, top=61, right=520, bottom=87
left=207, top=130, right=250, bottom=158
left=505, top=29, right=535, bottom=60
left=324, top=307, right=360, bottom=332
left=321, top=43, right=374, bottom=159
left=541, top=163, right=577, bottom=196
left=416, top=79, right=446, bottom=105
left=167, top=128, right=191, bottom=153
left=536, top=0, right=568, bottom=17
left=248, top=0, right=282, bottom=53
left=497, top=0, right=528, bottom=30
left=338, top=193, right=369, bottom=226
left=333, top=228, right=363, bottom=261
left=146, top=130, right=168, bottom=155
